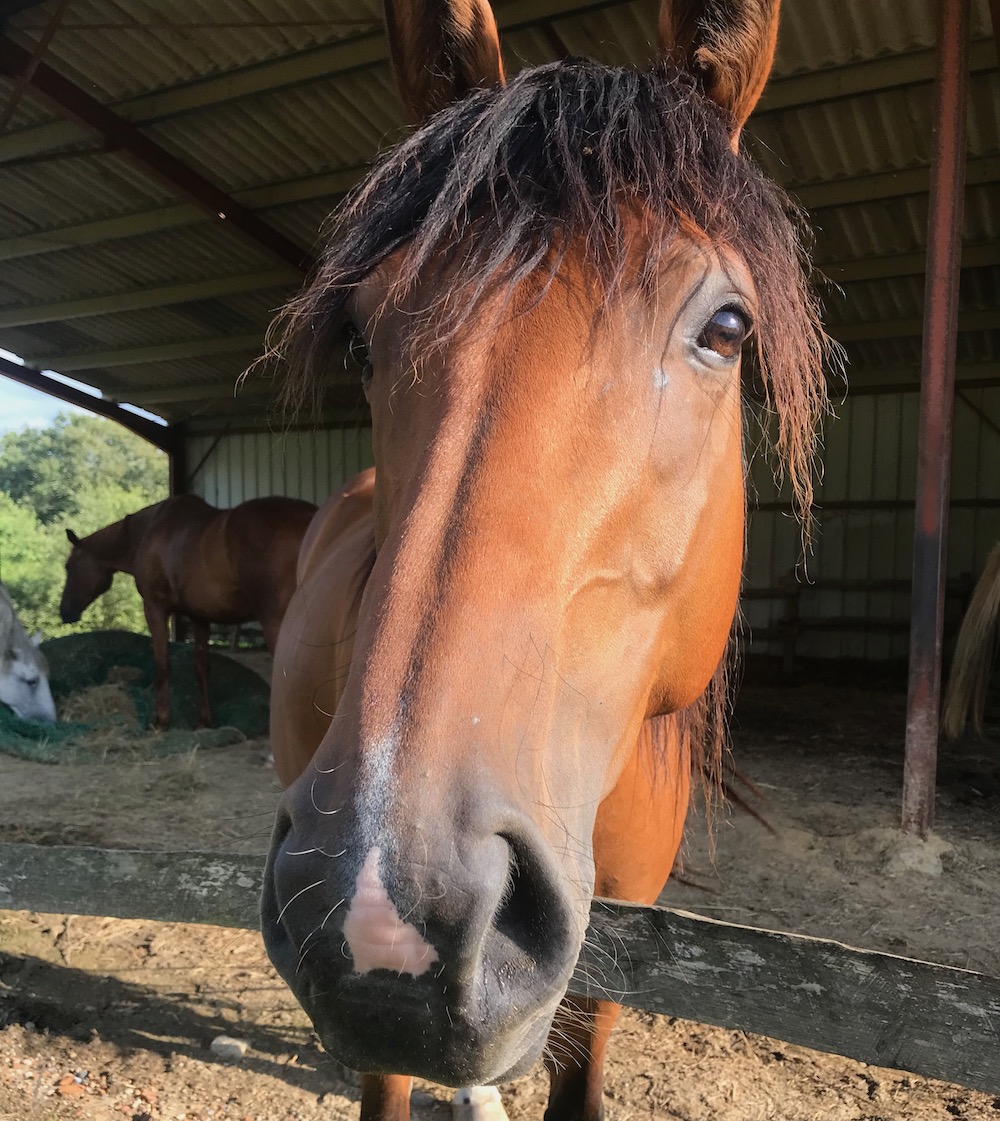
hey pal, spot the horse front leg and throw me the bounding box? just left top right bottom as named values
left=360, top=1074, right=412, bottom=1121
left=544, top=717, right=690, bottom=1121
left=143, top=601, right=171, bottom=729
left=192, top=618, right=213, bottom=727
left=544, top=998, right=622, bottom=1121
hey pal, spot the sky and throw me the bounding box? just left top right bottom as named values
left=0, top=348, right=164, bottom=433
left=0, top=373, right=82, bottom=432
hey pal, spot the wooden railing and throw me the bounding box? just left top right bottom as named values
left=1, top=842, right=997, bottom=1095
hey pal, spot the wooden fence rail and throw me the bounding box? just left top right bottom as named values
left=1, top=842, right=998, bottom=1095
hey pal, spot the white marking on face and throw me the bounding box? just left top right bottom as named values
left=342, top=847, right=440, bottom=976
left=452, top=1086, right=511, bottom=1121
left=355, top=732, right=397, bottom=847
left=653, top=367, right=670, bottom=390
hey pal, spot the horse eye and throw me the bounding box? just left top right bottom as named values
left=697, top=307, right=751, bottom=360
left=345, top=324, right=373, bottom=387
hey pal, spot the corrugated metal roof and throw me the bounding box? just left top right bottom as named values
left=0, top=0, right=997, bottom=427
left=6, top=0, right=384, bottom=104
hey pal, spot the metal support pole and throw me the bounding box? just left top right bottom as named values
left=990, top=0, right=1000, bottom=64
left=902, top=0, right=970, bottom=836
left=167, top=424, right=188, bottom=644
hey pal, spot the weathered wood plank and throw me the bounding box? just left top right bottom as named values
left=572, top=900, right=1000, bottom=1096
left=0, top=843, right=263, bottom=929
left=1, top=844, right=998, bottom=1094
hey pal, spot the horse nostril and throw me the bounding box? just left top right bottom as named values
left=492, top=837, right=568, bottom=965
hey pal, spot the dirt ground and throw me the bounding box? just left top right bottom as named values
left=1, top=666, right=999, bottom=1121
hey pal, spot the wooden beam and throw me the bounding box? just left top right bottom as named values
left=0, top=355, right=174, bottom=450
left=0, top=167, right=360, bottom=262
left=0, top=269, right=297, bottom=328
left=0, top=34, right=313, bottom=273
left=577, top=899, right=1000, bottom=1097
left=0, top=843, right=998, bottom=1096
left=26, top=333, right=265, bottom=371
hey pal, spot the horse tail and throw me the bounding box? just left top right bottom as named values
left=941, top=542, right=1000, bottom=740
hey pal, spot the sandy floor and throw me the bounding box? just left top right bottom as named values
left=1, top=678, right=998, bottom=1121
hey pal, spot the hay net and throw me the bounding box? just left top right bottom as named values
left=0, top=630, right=269, bottom=764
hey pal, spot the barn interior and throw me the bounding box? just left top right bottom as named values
left=1, top=5, right=999, bottom=1109
left=0, top=0, right=998, bottom=831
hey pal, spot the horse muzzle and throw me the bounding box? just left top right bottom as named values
left=261, top=794, right=588, bottom=1085
left=59, top=604, right=81, bottom=625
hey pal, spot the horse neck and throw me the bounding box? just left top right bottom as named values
left=84, top=508, right=152, bottom=575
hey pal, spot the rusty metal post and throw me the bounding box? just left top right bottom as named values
left=990, top=0, right=1000, bottom=64
left=902, top=0, right=970, bottom=836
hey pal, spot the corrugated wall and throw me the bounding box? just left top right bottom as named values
left=183, top=392, right=1000, bottom=662
left=743, top=387, right=1000, bottom=661
left=184, top=424, right=374, bottom=508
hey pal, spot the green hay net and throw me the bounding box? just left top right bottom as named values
left=0, top=630, right=270, bottom=764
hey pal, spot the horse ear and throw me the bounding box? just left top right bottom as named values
left=31, top=631, right=42, bottom=647
left=384, top=0, right=505, bottom=125
left=657, top=0, right=781, bottom=147
left=66, top=528, right=80, bottom=547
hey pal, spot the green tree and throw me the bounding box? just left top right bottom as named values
left=0, top=414, right=167, bottom=637
left=0, top=412, right=166, bottom=526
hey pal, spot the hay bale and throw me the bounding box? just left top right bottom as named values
left=59, top=682, right=140, bottom=727
left=0, top=630, right=268, bottom=764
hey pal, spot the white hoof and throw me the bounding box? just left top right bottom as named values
left=451, top=1086, right=510, bottom=1121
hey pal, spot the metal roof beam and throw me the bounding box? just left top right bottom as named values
left=0, top=354, right=175, bottom=450
left=821, top=239, right=1000, bottom=283
left=25, top=334, right=265, bottom=372
left=0, top=167, right=360, bottom=262
left=794, top=154, right=1000, bottom=210
left=2, top=148, right=998, bottom=273
left=121, top=379, right=359, bottom=408
left=834, top=308, right=997, bottom=343
left=0, top=0, right=623, bottom=164
left=0, top=269, right=297, bottom=327
left=121, top=379, right=279, bottom=405
left=24, top=238, right=1000, bottom=371
left=0, top=1, right=49, bottom=17
left=757, top=38, right=995, bottom=113
left=0, top=9, right=993, bottom=168
left=0, top=34, right=313, bottom=273
left=845, top=364, right=1000, bottom=395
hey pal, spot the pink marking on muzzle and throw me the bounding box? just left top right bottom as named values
left=342, top=847, right=440, bottom=976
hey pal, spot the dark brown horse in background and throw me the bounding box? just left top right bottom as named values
left=61, top=495, right=316, bottom=728
left=263, top=1, right=830, bottom=1118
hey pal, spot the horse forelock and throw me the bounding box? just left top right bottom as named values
left=269, top=56, right=831, bottom=524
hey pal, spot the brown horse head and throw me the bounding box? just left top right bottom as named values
left=60, top=527, right=116, bottom=624
left=263, top=0, right=827, bottom=1086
